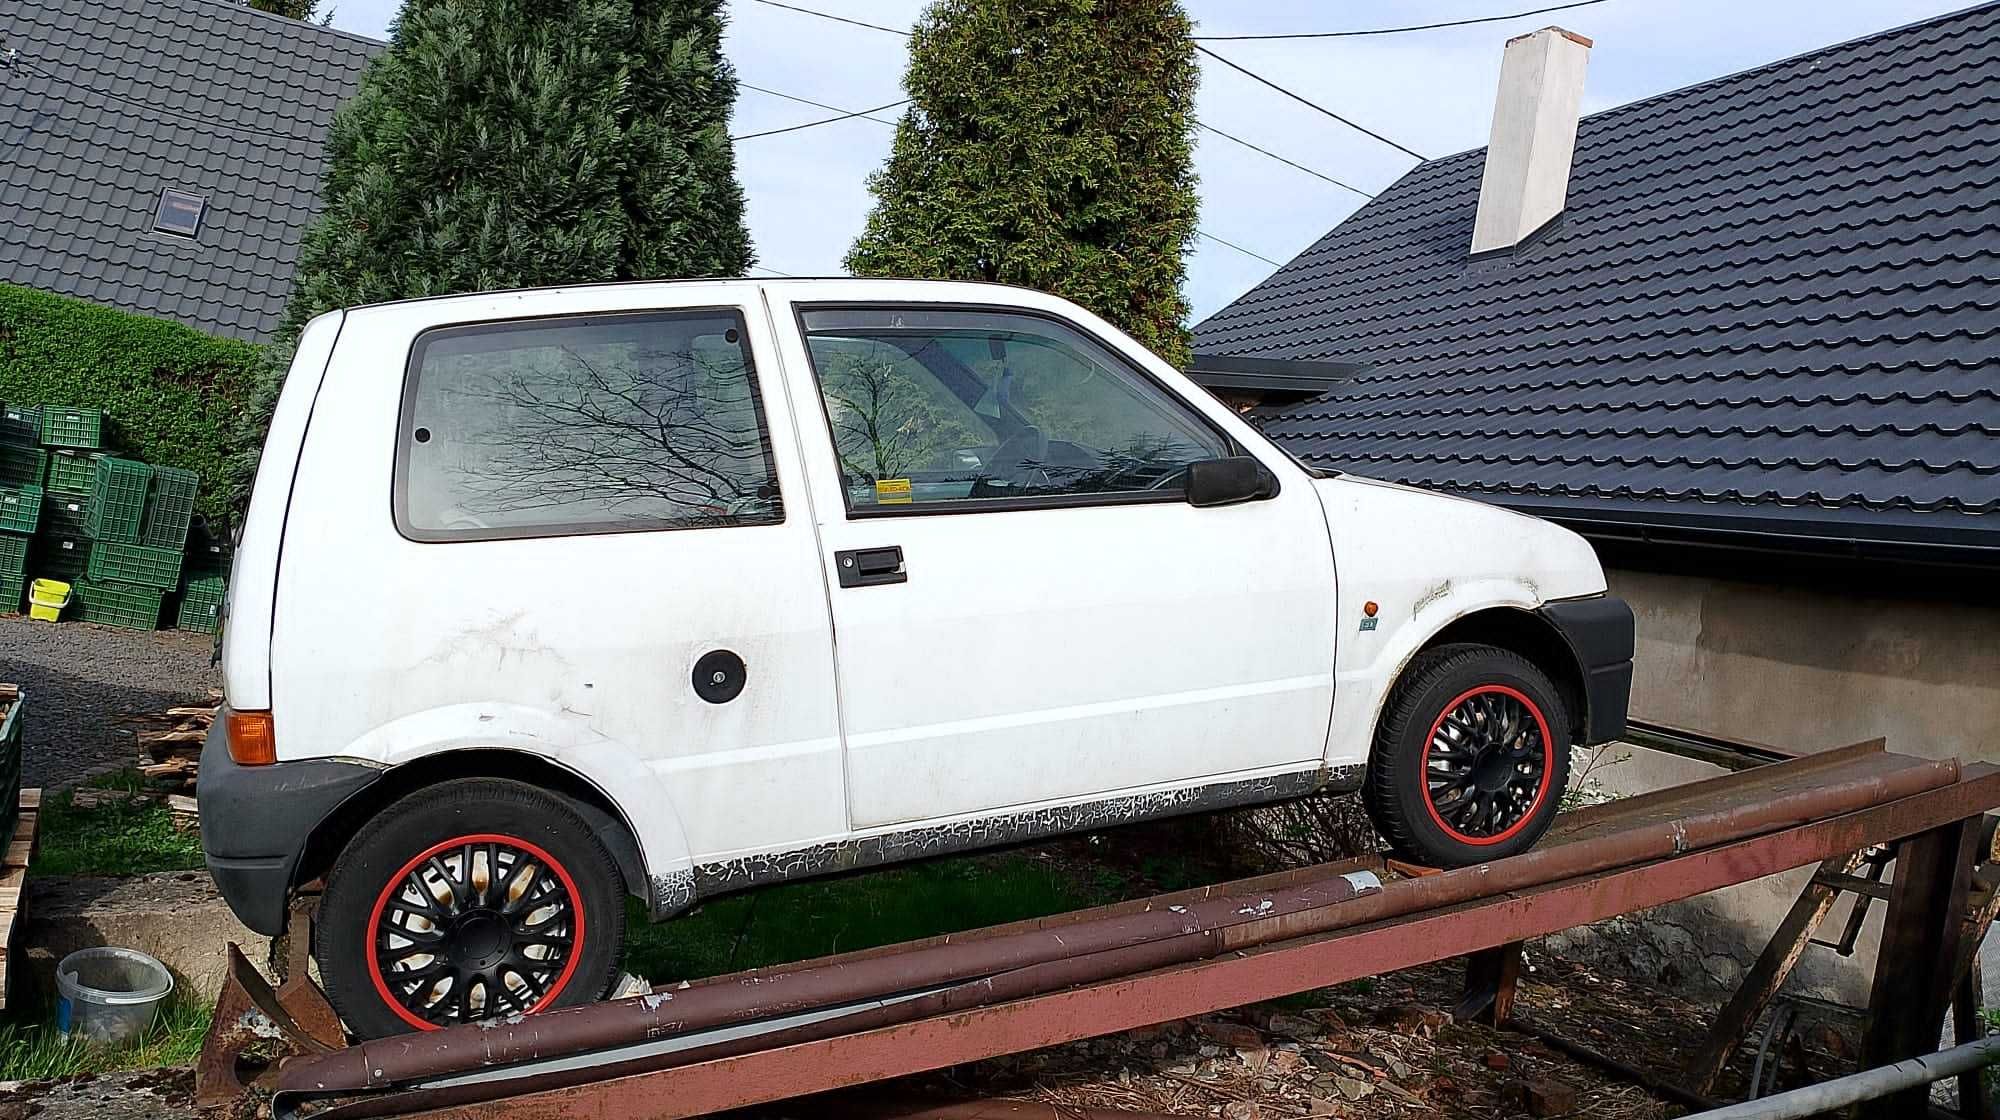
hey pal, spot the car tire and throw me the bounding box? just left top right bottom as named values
left=315, top=777, right=626, bottom=1038
left=1364, top=643, right=1573, bottom=868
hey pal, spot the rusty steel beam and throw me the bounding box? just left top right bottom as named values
left=282, top=747, right=1953, bottom=1099
left=1861, top=820, right=1980, bottom=1120
left=279, top=760, right=2000, bottom=1120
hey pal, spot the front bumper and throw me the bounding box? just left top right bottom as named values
left=1537, top=595, right=1635, bottom=745
left=199, top=719, right=382, bottom=935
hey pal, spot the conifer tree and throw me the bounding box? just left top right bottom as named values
left=234, top=1, right=754, bottom=511
left=847, top=0, right=1200, bottom=366
left=282, top=0, right=751, bottom=334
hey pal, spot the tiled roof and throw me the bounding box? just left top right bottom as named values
left=1194, top=3, right=2000, bottom=556
left=0, top=0, right=380, bottom=341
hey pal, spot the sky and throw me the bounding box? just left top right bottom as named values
left=321, top=0, right=1974, bottom=322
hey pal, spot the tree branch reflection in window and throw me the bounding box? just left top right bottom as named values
left=801, top=309, right=1226, bottom=509
left=405, top=312, right=782, bottom=536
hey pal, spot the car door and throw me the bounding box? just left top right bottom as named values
left=767, top=289, right=1339, bottom=829
left=271, top=288, right=847, bottom=873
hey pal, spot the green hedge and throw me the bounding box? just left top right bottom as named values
left=0, top=284, right=264, bottom=525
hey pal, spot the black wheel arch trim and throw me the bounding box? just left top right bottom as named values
left=199, top=720, right=385, bottom=936
left=199, top=724, right=651, bottom=937
left=1534, top=594, right=1636, bottom=746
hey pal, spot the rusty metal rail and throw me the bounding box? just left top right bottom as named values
left=248, top=739, right=2000, bottom=1120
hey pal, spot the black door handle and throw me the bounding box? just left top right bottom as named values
left=835, top=545, right=906, bottom=588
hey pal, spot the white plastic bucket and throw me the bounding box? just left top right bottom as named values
left=55, top=947, right=174, bottom=1044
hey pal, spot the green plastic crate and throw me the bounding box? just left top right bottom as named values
left=0, top=403, right=40, bottom=446
left=175, top=572, right=227, bottom=634
left=0, top=445, right=44, bottom=489
left=36, top=534, right=89, bottom=581
left=86, top=458, right=150, bottom=542
left=72, top=579, right=163, bottom=631
left=40, top=406, right=105, bottom=449
left=140, top=465, right=199, bottom=549
left=42, top=492, right=88, bottom=537
left=0, top=535, right=25, bottom=576
left=0, top=485, right=41, bottom=535
left=86, top=540, right=184, bottom=590
left=0, top=570, right=21, bottom=617
left=44, top=449, right=98, bottom=495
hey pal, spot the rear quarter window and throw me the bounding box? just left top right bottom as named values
left=395, top=310, right=782, bottom=541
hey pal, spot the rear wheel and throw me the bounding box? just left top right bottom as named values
left=1364, top=644, right=1572, bottom=867
left=315, top=778, right=626, bottom=1038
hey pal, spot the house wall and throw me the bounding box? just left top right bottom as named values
left=1554, top=566, right=2000, bottom=1005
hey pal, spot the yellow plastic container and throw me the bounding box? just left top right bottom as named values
left=28, top=579, right=71, bottom=622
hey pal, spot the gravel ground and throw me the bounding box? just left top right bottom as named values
left=0, top=614, right=219, bottom=788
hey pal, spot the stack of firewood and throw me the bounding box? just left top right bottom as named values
left=132, top=688, right=219, bottom=829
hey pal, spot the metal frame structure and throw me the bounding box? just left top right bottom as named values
left=201, top=736, right=2000, bottom=1120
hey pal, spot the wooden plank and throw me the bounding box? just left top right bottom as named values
left=0, top=787, right=41, bottom=1011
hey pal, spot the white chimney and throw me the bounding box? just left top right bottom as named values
left=1469, top=27, right=1592, bottom=256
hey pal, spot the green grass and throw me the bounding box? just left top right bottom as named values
left=623, top=852, right=1118, bottom=982
left=31, top=787, right=203, bottom=877
left=0, top=996, right=209, bottom=1081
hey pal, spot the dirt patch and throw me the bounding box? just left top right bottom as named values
left=0, top=1067, right=199, bottom=1120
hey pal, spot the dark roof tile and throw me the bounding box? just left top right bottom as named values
left=0, top=0, right=381, bottom=340
left=1195, top=3, right=2000, bottom=553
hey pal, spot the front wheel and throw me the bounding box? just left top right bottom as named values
left=1364, top=644, right=1572, bottom=867
left=315, top=778, right=626, bottom=1038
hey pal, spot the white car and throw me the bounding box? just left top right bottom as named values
left=200, top=278, right=1632, bottom=1038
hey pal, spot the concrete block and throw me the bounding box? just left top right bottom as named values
left=18, top=872, right=270, bottom=1007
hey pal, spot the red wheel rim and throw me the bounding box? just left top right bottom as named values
left=1419, top=684, right=1555, bottom=847
left=364, top=833, right=587, bottom=1032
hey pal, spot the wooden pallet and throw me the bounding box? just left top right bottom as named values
left=0, top=788, right=42, bottom=1011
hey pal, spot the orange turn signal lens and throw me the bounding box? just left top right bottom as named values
left=226, top=709, right=277, bottom=766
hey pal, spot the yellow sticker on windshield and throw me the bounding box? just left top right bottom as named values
left=875, top=478, right=913, bottom=504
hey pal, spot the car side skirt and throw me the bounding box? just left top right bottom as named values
left=652, top=764, right=1366, bottom=920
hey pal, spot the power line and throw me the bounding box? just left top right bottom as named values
left=1193, top=119, right=1373, bottom=198
left=1196, top=229, right=1282, bottom=268
left=1194, top=44, right=1427, bottom=161
left=748, top=0, right=908, bottom=36
left=731, top=97, right=911, bottom=141
left=732, top=83, right=1294, bottom=268
left=741, top=82, right=903, bottom=125
left=1194, top=0, right=1610, bottom=40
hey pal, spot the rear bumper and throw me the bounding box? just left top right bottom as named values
left=1537, top=595, right=1635, bottom=746
left=198, top=720, right=382, bottom=935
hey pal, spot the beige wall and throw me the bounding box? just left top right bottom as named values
left=1561, top=566, right=2000, bottom=1005
left=1612, top=567, right=2000, bottom=762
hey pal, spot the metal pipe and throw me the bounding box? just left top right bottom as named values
left=284, top=870, right=1381, bottom=1093
left=282, top=750, right=1957, bottom=1097
left=1679, top=1036, right=2000, bottom=1119
left=297, top=935, right=1211, bottom=1119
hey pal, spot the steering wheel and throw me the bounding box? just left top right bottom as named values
left=977, top=425, right=1052, bottom=494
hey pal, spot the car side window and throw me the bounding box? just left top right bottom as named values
left=799, top=307, right=1228, bottom=512
left=397, top=310, right=782, bottom=540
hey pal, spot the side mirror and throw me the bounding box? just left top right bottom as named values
left=1185, top=456, right=1279, bottom=508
